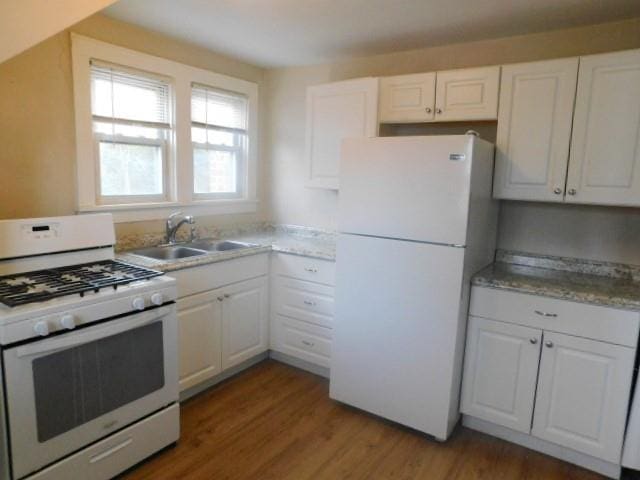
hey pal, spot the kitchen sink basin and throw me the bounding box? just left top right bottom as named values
left=183, top=240, right=256, bottom=252
left=131, top=245, right=207, bottom=260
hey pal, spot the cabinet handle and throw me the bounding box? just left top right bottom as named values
left=303, top=300, right=316, bottom=306
left=534, top=310, right=557, bottom=318
left=529, top=338, right=538, bottom=345
left=545, top=341, right=554, bottom=348
left=567, top=188, right=577, bottom=196
left=302, top=340, right=315, bottom=347
left=553, top=187, right=562, bottom=195
left=217, top=296, right=224, bottom=302
left=425, top=107, right=432, bottom=113
left=435, top=108, right=443, bottom=114
left=304, top=267, right=318, bottom=273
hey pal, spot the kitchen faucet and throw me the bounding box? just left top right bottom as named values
left=165, top=212, right=196, bottom=244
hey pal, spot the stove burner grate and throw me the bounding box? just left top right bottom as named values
left=0, top=260, right=163, bottom=307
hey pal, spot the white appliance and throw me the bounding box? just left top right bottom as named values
left=330, top=134, right=498, bottom=441
left=0, top=214, right=179, bottom=480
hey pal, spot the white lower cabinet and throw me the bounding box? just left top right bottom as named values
left=532, top=331, right=635, bottom=463
left=461, top=316, right=541, bottom=433
left=270, top=253, right=336, bottom=372
left=462, top=286, right=640, bottom=474
left=175, top=254, right=270, bottom=393
left=177, top=290, right=223, bottom=391
left=221, top=277, right=269, bottom=369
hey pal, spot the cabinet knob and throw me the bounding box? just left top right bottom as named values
left=435, top=108, right=443, bottom=114
left=425, top=107, right=432, bottom=113
left=529, top=338, right=538, bottom=345
left=567, top=188, right=577, bottom=196
left=553, top=187, right=562, bottom=195
left=545, top=341, right=554, bottom=348
left=224, top=294, right=230, bottom=299
left=217, top=296, right=224, bottom=302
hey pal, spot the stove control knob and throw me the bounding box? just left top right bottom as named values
left=150, top=293, right=164, bottom=306
left=33, top=321, right=50, bottom=337
left=132, top=297, right=146, bottom=311
left=59, top=314, right=76, bottom=330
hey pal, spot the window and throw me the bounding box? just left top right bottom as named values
left=90, top=63, right=171, bottom=204
left=191, top=85, right=247, bottom=199
left=72, top=34, right=258, bottom=222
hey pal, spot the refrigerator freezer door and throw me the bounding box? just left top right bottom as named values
left=330, top=233, right=466, bottom=439
left=339, top=135, right=474, bottom=246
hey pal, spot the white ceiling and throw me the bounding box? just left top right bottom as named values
left=104, top=0, right=640, bottom=68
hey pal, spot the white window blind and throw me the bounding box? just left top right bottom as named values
left=191, top=84, right=248, bottom=198
left=90, top=63, right=172, bottom=202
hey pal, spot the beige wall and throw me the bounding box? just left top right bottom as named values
left=0, top=0, right=118, bottom=64
left=0, top=14, right=268, bottom=237
left=265, top=17, right=640, bottom=263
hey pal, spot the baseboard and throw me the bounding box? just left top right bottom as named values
left=180, top=351, right=269, bottom=401
left=462, top=415, right=621, bottom=479
left=269, top=351, right=330, bottom=378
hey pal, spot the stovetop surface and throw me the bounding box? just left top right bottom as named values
left=0, top=260, right=163, bottom=307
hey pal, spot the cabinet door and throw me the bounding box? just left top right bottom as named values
left=177, top=290, right=223, bottom=391
left=434, top=66, right=500, bottom=121
left=532, top=332, right=635, bottom=463
left=221, top=276, right=269, bottom=369
left=379, top=73, right=436, bottom=123
left=493, top=58, right=579, bottom=201
left=566, top=49, right=640, bottom=206
left=305, top=78, right=379, bottom=189
left=461, top=316, right=542, bottom=433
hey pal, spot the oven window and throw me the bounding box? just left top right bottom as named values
left=32, top=322, right=165, bottom=443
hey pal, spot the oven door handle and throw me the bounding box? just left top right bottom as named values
left=15, top=305, right=173, bottom=358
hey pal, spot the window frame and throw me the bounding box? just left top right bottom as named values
left=72, top=34, right=259, bottom=222
left=94, top=133, right=169, bottom=205
left=191, top=84, right=249, bottom=201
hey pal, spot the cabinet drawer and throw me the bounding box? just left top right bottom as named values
left=273, top=315, right=332, bottom=367
left=470, top=286, right=640, bottom=347
left=170, top=253, right=269, bottom=298
left=274, top=277, right=334, bottom=328
left=28, top=405, right=179, bottom=480
left=272, top=253, right=336, bottom=286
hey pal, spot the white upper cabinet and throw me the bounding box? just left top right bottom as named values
left=377, top=66, right=500, bottom=124
left=379, top=72, right=436, bottom=123
left=305, top=78, right=379, bottom=190
left=566, top=49, right=640, bottom=206
left=532, top=331, right=635, bottom=463
left=493, top=58, right=579, bottom=201
left=461, top=316, right=541, bottom=434
left=434, top=66, right=500, bottom=121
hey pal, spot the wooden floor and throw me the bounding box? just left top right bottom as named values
left=123, top=360, right=608, bottom=480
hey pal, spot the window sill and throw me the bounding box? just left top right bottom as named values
left=77, top=199, right=259, bottom=223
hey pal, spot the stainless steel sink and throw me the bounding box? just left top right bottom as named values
left=131, top=245, right=207, bottom=261
left=183, top=240, right=256, bottom=252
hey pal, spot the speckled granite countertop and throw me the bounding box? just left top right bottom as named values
left=473, top=251, right=640, bottom=311
left=118, top=225, right=336, bottom=273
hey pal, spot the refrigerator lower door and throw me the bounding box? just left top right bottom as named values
left=330, top=233, right=466, bottom=440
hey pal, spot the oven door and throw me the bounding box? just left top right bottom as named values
left=3, top=304, right=178, bottom=479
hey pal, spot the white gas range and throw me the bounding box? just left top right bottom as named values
left=0, top=214, right=179, bottom=480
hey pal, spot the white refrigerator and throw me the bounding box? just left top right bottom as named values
left=329, top=134, right=498, bottom=440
